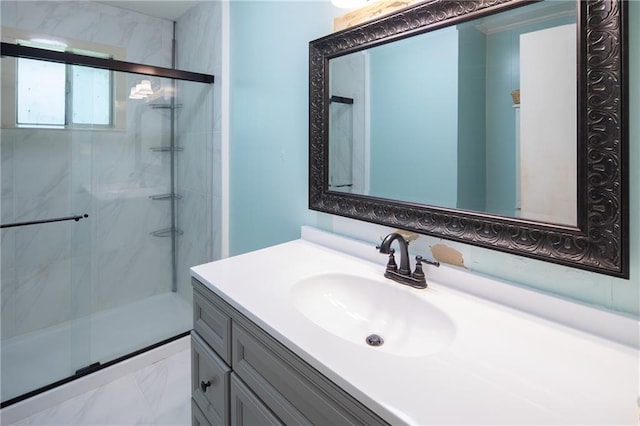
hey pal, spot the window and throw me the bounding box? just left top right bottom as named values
left=16, top=58, right=66, bottom=126
left=69, top=65, right=112, bottom=125
left=15, top=40, right=113, bottom=128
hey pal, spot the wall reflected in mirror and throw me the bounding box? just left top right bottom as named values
left=328, top=0, right=577, bottom=226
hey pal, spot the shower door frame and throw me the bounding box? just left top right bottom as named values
left=1, top=43, right=213, bottom=83
left=0, top=42, right=214, bottom=407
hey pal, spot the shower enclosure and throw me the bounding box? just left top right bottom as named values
left=0, top=34, right=215, bottom=404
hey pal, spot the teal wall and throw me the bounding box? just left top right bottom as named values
left=457, top=23, right=487, bottom=212
left=229, top=1, right=639, bottom=317
left=368, top=28, right=458, bottom=206
left=229, top=1, right=336, bottom=255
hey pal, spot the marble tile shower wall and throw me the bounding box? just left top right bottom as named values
left=175, top=2, right=222, bottom=302
left=1, top=1, right=175, bottom=339
left=0, top=1, right=173, bottom=67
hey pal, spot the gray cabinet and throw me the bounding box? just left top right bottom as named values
left=192, top=399, right=212, bottom=426
left=191, top=278, right=388, bottom=426
left=230, top=374, right=283, bottom=426
left=192, top=333, right=231, bottom=425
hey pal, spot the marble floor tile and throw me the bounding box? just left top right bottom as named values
left=148, top=400, right=191, bottom=426
left=8, top=348, right=191, bottom=426
left=25, top=375, right=154, bottom=425
left=134, top=349, right=191, bottom=425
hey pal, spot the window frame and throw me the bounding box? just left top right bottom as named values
left=2, top=27, right=126, bottom=131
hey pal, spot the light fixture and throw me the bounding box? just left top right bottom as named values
left=17, top=38, right=67, bottom=52
left=136, top=80, right=154, bottom=95
left=331, top=0, right=369, bottom=9
left=129, top=87, right=145, bottom=100
left=128, top=79, right=154, bottom=99
left=29, top=38, right=68, bottom=48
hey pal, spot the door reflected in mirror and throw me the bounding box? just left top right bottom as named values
left=328, top=0, right=577, bottom=226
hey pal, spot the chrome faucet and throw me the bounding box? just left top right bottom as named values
left=377, top=232, right=439, bottom=289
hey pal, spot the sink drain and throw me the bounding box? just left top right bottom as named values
left=365, top=334, right=384, bottom=347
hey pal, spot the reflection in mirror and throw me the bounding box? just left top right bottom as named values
left=328, top=0, right=577, bottom=226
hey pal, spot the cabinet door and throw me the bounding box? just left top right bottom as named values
left=192, top=333, right=231, bottom=426
left=192, top=399, right=212, bottom=426
left=230, top=374, right=283, bottom=426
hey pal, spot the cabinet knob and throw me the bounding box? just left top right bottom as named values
left=200, top=380, right=212, bottom=392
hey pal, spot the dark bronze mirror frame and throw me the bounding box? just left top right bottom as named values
left=309, top=0, right=628, bottom=278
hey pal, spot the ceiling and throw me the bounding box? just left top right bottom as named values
left=98, top=1, right=202, bottom=21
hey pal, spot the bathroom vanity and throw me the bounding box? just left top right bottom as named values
left=191, top=227, right=638, bottom=425
left=191, top=278, right=386, bottom=425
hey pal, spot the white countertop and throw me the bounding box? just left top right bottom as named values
left=191, top=228, right=639, bottom=425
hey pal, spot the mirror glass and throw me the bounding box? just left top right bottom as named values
left=328, top=0, right=577, bottom=226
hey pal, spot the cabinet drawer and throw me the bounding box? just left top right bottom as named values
left=230, top=373, right=283, bottom=426
left=193, top=279, right=232, bottom=363
left=232, top=322, right=387, bottom=425
left=191, top=333, right=231, bottom=426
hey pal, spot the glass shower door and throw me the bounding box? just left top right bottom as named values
left=0, top=116, right=94, bottom=402
left=1, top=44, right=213, bottom=404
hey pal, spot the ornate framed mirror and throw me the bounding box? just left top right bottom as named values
left=309, top=0, right=628, bottom=278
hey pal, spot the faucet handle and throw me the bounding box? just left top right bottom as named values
left=376, top=246, right=398, bottom=272
left=416, top=255, right=439, bottom=267
left=412, top=255, right=439, bottom=282
left=385, top=249, right=398, bottom=272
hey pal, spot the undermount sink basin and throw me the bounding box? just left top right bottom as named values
left=290, top=273, right=455, bottom=356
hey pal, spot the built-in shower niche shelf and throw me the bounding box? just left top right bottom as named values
left=148, top=103, right=183, bottom=110
left=150, top=147, right=184, bottom=152
left=150, top=227, right=184, bottom=238
left=149, top=193, right=183, bottom=201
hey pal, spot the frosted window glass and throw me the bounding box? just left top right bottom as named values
left=17, top=58, right=66, bottom=126
left=72, top=65, right=110, bottom=125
